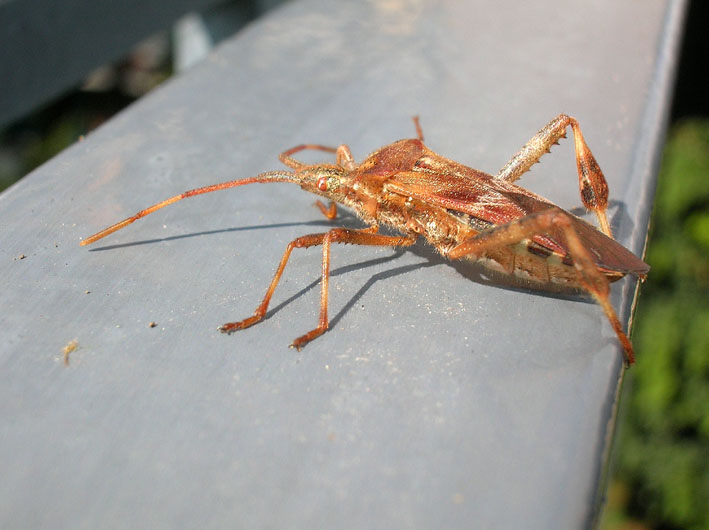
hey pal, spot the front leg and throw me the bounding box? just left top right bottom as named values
left=448, top=208, right=635, bottom=365
left=220, top=227, right=416, bottom=350
left=279, top=143, right=357, bottom=170
left=495, top=114, right=612, bottom=238
left=314, top=200, right=338, bottom=220
left=290, top=228, right=416, bottom=349
left=279, top=144, right=338, bottom=169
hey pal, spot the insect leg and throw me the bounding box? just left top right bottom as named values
left=279, top=144, right=338, bottom=169
left=448, top=208, right=635, bottom=365
left=412, top=116, right=424, bottom=141
left=314, top=201, right=338, bottom=219
left=495, top=114, right=612, bottom=238
left=279, top=143, right=357, bottom=170
left=290, top=228, right=416, bottom=350
left=335, top=145, right=356, bottom=169
left=220, top=228, right=416, bottom=350
left=219, top=233, right=328, bottom=335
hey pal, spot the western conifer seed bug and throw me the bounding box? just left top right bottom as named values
left=81, top=115, right=649, bottom=365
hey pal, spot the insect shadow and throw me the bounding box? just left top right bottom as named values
left=89, top=204, right=602, bottom=330
left=85, top=216, right=351, bottom=252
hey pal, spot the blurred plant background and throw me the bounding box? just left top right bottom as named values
left=600, top=2, right=709, bottom=528
left=1, top=1, right=707, bottom=528
left=0, top=0, right=283, bottom=192
left=600, top=120, right=709, bottom=530
left=0, top=32, right=171, bottom=192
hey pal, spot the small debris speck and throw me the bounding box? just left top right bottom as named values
left=17, top=254, right=26, bottom=260
left=148, top=321, right=157, bottom=328
left=62, top=340, right=78, bottom=366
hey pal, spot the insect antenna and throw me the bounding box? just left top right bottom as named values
left=80, top=171, right=298, bottom=246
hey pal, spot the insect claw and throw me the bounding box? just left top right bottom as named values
left=290, top=338, right=307, bottom=350
left=290, top=327, right=327, bottom=350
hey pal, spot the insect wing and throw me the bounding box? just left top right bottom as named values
left=384, top=165, right=568, bottom=255
left=384, top=154, right=649, bottom=276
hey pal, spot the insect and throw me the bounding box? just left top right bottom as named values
left=81, top=115, right=649, bottom=365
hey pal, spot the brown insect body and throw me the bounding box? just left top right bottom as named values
left=346, top=139, right=647, bottom=285
left=82, top=115, right=649, bottom=365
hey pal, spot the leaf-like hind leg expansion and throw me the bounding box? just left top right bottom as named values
left=220, top=228, right=416, bottom=350
left=495, top=114, right=613, bottom=238
left=448, top=208, right=635, bottom=365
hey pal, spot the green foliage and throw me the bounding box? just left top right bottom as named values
left=607, top=120, right=709, bottom=529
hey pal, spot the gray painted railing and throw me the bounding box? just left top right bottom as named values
left=0, top=0, right=686, bottom=528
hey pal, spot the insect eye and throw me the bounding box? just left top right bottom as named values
left=317, top=177, right=329, bottom=191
